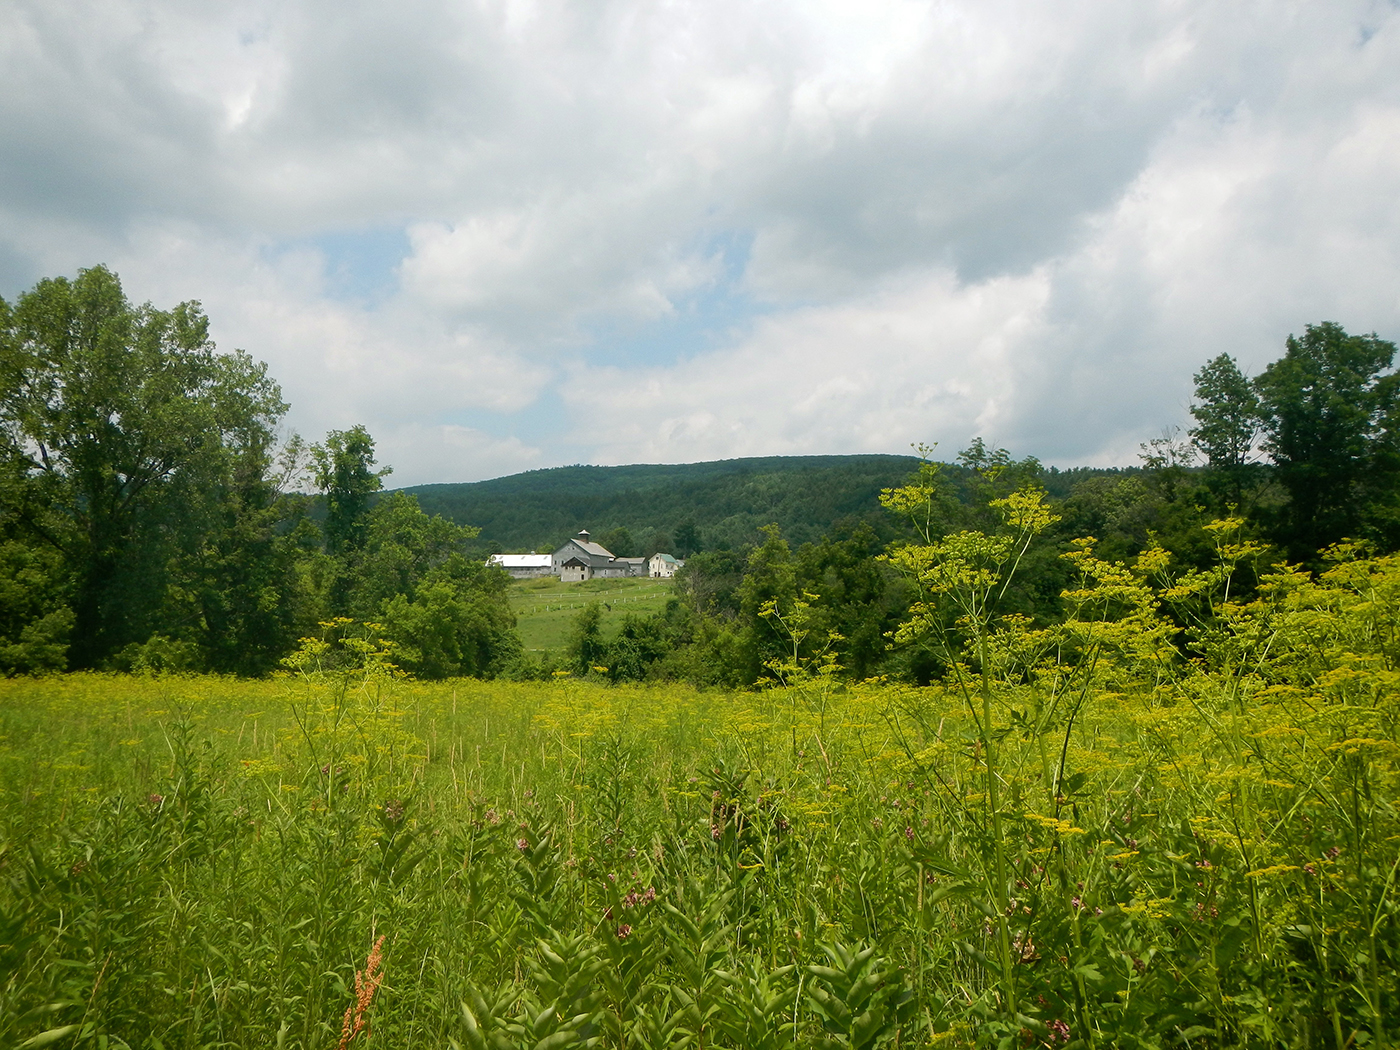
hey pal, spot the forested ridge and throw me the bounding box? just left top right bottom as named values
left=3, top=266, right=1399, bottom=686
left=399, top=455, right=1132, bottom=555
left=402, top=454, right=924, bottom=554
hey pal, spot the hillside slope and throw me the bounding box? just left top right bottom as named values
left=398, top=454, right=924, bottom=552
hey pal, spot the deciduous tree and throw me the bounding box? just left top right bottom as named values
left=312, top=425, right=389, bottom=557
left=0, top=266, right=288, bottom=667
left=1253, top=322, right=1399, bottom=556
left=1190, top=353, right=1259, bottom=471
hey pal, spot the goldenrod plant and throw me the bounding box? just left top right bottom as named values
left=5, top=527, right=1400, bottom=1046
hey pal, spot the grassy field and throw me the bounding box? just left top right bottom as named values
left=4, top=548, right=1399, bottom=1050
left=507, top=575, right=675, bottom=653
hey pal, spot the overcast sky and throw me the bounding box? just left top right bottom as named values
left=3, top=0, right=1398, bottom=485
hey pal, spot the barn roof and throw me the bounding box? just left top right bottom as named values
left=488, top=554, right=553, bottom=569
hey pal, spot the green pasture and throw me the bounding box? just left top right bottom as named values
left=3, top=593, right=1399, bottom=1050
left=507, top=575, right=675, bottom=652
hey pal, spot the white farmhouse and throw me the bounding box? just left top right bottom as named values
left=648, top=553, right=684, bottom=578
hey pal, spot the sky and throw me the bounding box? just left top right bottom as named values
left=2, top=0, right=1399, bottom=486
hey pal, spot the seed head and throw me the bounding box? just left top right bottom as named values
left=337, top=934, right=386, bottom=1050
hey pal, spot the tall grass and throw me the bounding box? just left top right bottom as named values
left=3, top=542, right=1399, bottom=1048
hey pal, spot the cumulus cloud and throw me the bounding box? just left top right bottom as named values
left=1, top=0, right=1398, bottom=480
left=92, top=222, right=553, bottom=484
left=563, top=267, right=1049, bottom=463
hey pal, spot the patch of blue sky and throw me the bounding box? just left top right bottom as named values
left=576, top=229, right=769, bottom=369
left=440, top=386, right=572, bottom=447
left=278, top=227, right=411, bottom=306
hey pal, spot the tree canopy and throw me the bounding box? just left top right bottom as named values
left=0, top=267, right=518, bottom=678
left=1253, top=322, right=1399, bottom=555
left=1, top=266, right=288, bottom=669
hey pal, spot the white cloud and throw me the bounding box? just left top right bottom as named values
left=89, top=223, right=551, bottom=481
left=378, top=423, right=545, bottom=488
left=562, top=267, right=1050, bottom=463
left=1, top=0, right=1398, bottom=480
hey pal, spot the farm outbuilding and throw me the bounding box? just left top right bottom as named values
left=550, top=530, right=647, bottom=581
left=648, top=553, right=684, bottom=578
left=486, top=553, right=555, bottom=578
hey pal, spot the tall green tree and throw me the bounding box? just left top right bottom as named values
left=159, top=457, right=312, bottom=676
left=312, top=425, right=389, bottom=557
left=794, top=521, right=910, bottom=681
left=0, top=266, right=288, bottom=668
left=0, top=536, right=72, bottom=674
left=340, top=493, right=474, bottom=619
left=566, top=601, right=608, bottom=675
left=673, top=520, right=702, bottom=557
left=1254, top=322, right=1399, bottom=556
left=310, top=425, right=390, bottom=614
left=1190, top=354, right=1259, bottom=470
left=596, top=526, right=637, bottom=558
left=340, top=493, right=521, bottom=679
left=736, top=524, right=798, bottom=684
left=1189, top=353, right=1268, bottom=512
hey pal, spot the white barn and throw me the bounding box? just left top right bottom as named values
left=485, top=553, right=554, bottom=579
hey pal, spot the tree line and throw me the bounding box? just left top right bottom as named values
left=4, top=266, right=1397, bottom=684
left=405, top=454, right=925, bottom=555
left=563, top=322, right=1400, bottom=687
left=1, top=266, right=519, bottom=678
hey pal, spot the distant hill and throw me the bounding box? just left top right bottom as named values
left=397, top=454, right=925, bottom=553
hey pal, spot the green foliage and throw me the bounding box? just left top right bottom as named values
left=0, top=265, right=291, bottom=670
left=596, top=526, right=638, bottom=559
left=7, top=523, right=1400, bottom=1050
left=805, top=943, right=915, bottom=1050
left=382, top=577, right=520, bottom=680
left=1190, top=353, right=1260, bottom=471
left=790, top=522, right=907, bottom=683
left=675, top=548, right=746, bottom=618
left=673, top=521, right=702, bottom=558
left=737, top=525, right=799, bottom=685
left=566, top=601, right=608, bottom=675
left=404, top=455, right=927, bottom=554
left=1255, top=322, right=1399, bottom=556
left=311, top=425, right=390, bottom=558
left=0, top=539, right=72, bottom=674
left=295, top=492, right=520, bottom=681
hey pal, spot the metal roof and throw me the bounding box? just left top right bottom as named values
left=487, top=554, right=553, bottom=568
left=556, top=537, right=615, bottom=561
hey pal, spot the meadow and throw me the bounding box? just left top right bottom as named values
left=507, top=577, right=675, bottom=654
left=3, top=532, right=1399, bottom=1050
